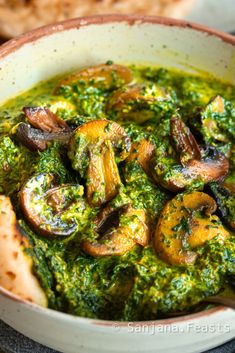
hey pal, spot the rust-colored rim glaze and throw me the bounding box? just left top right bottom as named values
left=0, top=14, right=234, bottom=327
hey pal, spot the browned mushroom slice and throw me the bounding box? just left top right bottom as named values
left=153, top=116, right=229, bottom=192
left=86, top=141, right=121, bottom=206
left=154, top=191, right=229, bottom=265
left=108, top=84, right=169, bottom=123
left=23, top=106, right=70, bottom=133
left=16, top=123, right=47, bottom=151
left=186, top=150, right=229, bottom=183
left=170, top=115, right=201, bottom=166
left=0, top=195, right=47, bottom=306
left=126, top=139, right=155, bottom=176
left=82, top=204, right=149, bottom=256
left=55, top=63, right=133, bottom=92
left=154, top=149, right=229, bottom=192
left=16, top=123, right=72, bottom=151
left=20, top=173, right=86, bottom=237
left=68, top=120, right=131, bottom=207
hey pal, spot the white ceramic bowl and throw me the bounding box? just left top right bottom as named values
left=0, top=15, right=235, bottom=353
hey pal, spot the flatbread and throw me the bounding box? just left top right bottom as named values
left=0, top=0, right=195, bottom=38
left=0, top=195, right=47, bottom=306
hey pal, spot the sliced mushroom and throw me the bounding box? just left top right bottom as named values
left=186, top=149, right=229, bottom=181
left=55, top=63, right=133, bottom=92
left=0, top=195, right=47, bottom=306
left=68, top=120, right=131, bottom=207
left=207, top=181, right=235, bottom=230
left=16, top=123, right=47, bottom=151
left=170, top=115, right=201, bottom=166
left=153, top=116, right=229, bottom=191
left=156, top=150, right=229, bottom=192
left=23, top=106, right=70, bottom=133
left=20, top=173, right=86, bottom=237
left=108, top=83, right=170, bottom=123
left=82, top=204, right=149, bottom=256
left=154, top=191, right=229, bottom=265
left=16, top=123, right=72, bottom=151
left=126, top=139, right=155, bottom=176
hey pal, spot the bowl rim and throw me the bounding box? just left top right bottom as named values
left=0, top=14, right=234, bottom=327
left=0, top=285, right=229, bottom=327
left=0, top=13, right=235, bottom=59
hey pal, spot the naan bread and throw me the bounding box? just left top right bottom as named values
left=0, top=195, right=47, bottom=306
left=0, top=0, right=195, bottom=38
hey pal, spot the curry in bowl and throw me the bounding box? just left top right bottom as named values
left=0, top=62, right=234, bottom=321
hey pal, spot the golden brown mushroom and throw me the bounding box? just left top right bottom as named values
left=153, top=116, right=229, bottom=192
left=126, top=139, right=155, bottom=176
left=108, top=83, right=169, bottom=123
left=68, top=120, right=131, bottom=207
left=82, top=204, right=149, bottom=256
left=154, top=191, right=229, bottom=265
left=20, top=173, right=86, bottom=237
left=0, top=195, right=47, bottom=306
left=170, top=115, right=201, bottom=166
left=23, top=106, right=70, bottom=133
left=18, top=106, right=72, bottom=151
left=55, top=63, right=133, bottom=92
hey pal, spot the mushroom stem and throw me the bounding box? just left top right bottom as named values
left=16, top=123, right=72, bottom=151
left=68, top=120, right=131, bottom=206
left=82, top=204, right=149, bottom=256
left=23, top=106, right=70, bottom=132
left=86, top=141, right=121, bottom=207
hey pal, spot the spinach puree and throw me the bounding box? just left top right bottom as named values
left=0, top=63, right=235, bottom=320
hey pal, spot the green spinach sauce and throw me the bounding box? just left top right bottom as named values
left=0, top=64, right=235, bottom=320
